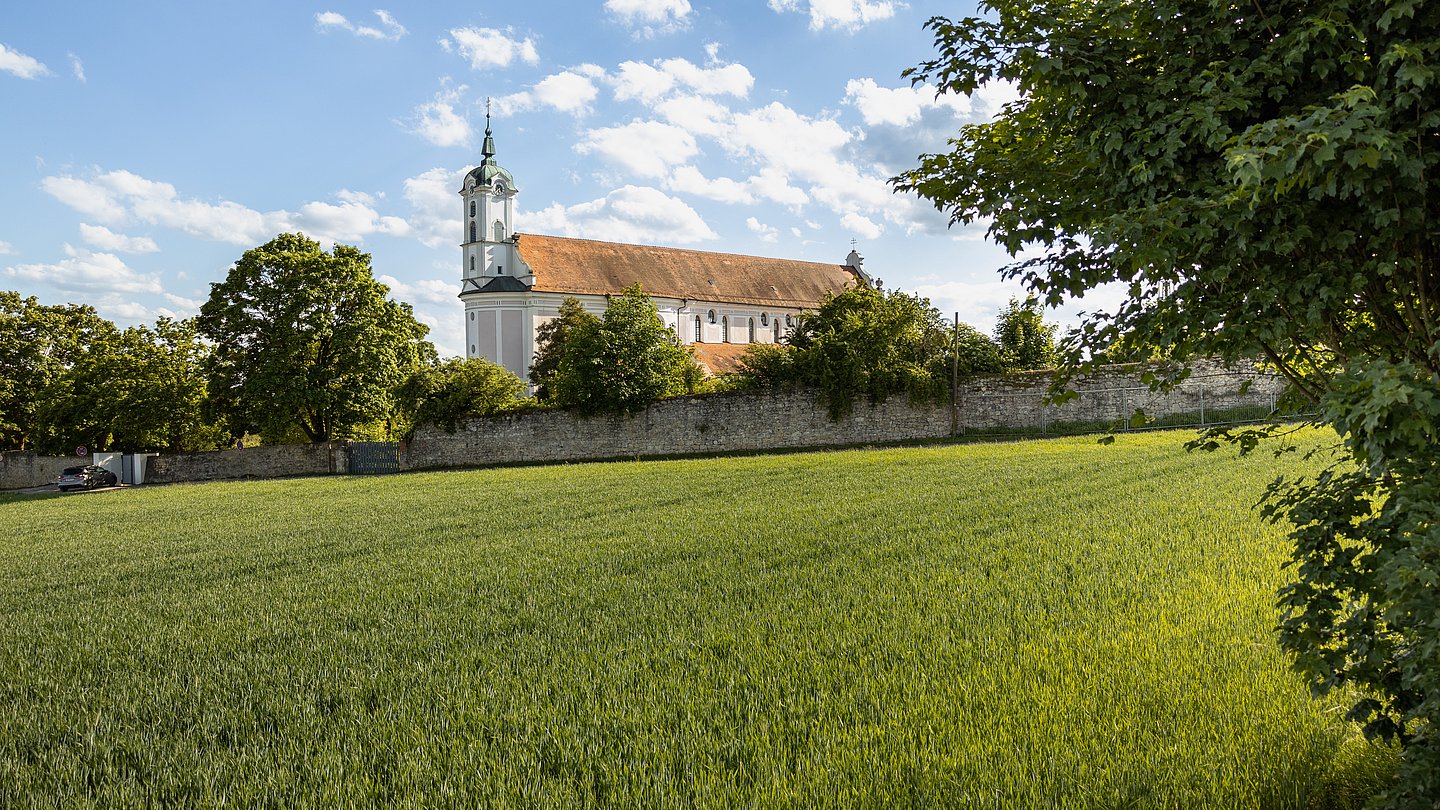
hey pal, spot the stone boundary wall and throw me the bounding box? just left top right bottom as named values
left=0, top=452, right=76, bottom=491
left=402, top=359, right=1285, bottom=471
left=1, top=360, right=1286, bottom=489
left=143, top=442, right=347, bottom=485
left=957, top=359, right=1285, bottom=430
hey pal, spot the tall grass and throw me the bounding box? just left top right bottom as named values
left=0, top=430, right=1395, bottom=807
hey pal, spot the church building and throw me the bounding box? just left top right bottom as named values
left=459, top=116, right=870, bottom=382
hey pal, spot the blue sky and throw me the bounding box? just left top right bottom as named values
left=1, top=1, right=1115, bottom=357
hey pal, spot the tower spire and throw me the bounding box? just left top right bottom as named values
left=482, top=97, right=496, bottom=162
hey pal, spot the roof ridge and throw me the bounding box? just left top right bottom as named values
left=516, top=231, right=848, bottom=269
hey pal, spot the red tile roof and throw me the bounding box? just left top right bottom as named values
left=689, top=342, right=756, bottom=376
left=516, top=233, right=859, bottom=308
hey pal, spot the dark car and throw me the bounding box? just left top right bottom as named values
left=57, top=465, right=118, bottom=491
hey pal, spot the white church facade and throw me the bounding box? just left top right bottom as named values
left=458, top=117, right=870, bottom=380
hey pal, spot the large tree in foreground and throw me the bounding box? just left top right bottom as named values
left=198, top=234, right=435, bottom=443
left=895, top=2, right=1438, bottom=803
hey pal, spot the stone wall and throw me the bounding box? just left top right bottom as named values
left=401, top=389, right=952, bottom=471
left=143, top=442, right=347, bottom=485
left=0, top=452, right=76, bottom=490
left=957, top=359, right=1286, bottom=430
left=2, top=360, right=1288, bottom=488
left=403, top=359, right=1287, bottom=471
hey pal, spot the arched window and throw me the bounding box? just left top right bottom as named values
left=748, top=317, right=756, bottom=342
left=470, top=256, right=475, bottom=273
left=707, top=309, right=717, bottom=324
left=761, top=312, right=769, bottom=326
left=785, top=313, right=793, bottom=327
left=493, top=220, right=505, bottom=241
left=469, top=200, right=475, bottom=217
left=694, top=315, right=702, bottom=343
left=469, top=222, right=476, bottom=242
left=721, top=316, right=729, bottom=343
left=773, top=320, right=781, bottom=341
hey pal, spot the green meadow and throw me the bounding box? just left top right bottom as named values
left=0, top=430, right=1396, bottom=807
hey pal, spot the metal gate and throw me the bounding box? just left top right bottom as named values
left=348, top=442, right=400, bottom=475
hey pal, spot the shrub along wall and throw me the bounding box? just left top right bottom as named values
left=2, top=360, right=1285, bottom=488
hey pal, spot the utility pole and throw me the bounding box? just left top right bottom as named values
left=951, top=311, right=960, bottom=437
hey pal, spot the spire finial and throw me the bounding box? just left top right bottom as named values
left=482, top=98, right=496, bottom=161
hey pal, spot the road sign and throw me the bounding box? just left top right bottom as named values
left=76, top=445, right=88, bottom=457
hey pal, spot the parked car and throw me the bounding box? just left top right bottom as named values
left=56, top=465, right=118, bottom=491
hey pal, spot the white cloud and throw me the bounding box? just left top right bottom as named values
left=409, top=83, right=472, bottom=147
left=611, top=58, right=752, bottom=103
left=162, top=292, right=205, bottom=312
left=768, top=0, right=897, bottom=31
left=315, top=9, right=407, bottom=41
left=68, top=53, right=85, bottom=82
left=499, top=67, right=602, bottom=115
left=747, top=167, right=810, bottom=207
left=746, top=217, right=779, bottom=243
left=667, top=166, right=755, bottom=204
left=576, top=120, right=699, bottom=178
left=522, top=185, right=718, bottom=245
left=612, top=62, right=675, bottom=103
left=79, top=224, right=159, bottom=254
left=973, top=80, right=1022, bottom=116
left=605, top=0, right=692, bottom=36
left=3, top=245, right=163, bottom=296
left=444, top=27, right=539, bottom=70
left=665, top=165, right=809, bottom=207
left=0, top=43, right=50, bottom=79
left=0, top=241, right=14, bottom=255
left=43, top=168, right=409, bottom=247
left=378, top=274, right=456, bottom=307
left=402, top=167, right=462, bottom=248
left=292, top=200, right=410, bottom=245
left=844, top=78, right=970, bottom=127
left=336, top=189, right=378, bottom=205
left=840, top=212, right=882, bottom=239
left=726, top=102, right=852, bottom=182
left=654, top=94, right=732, bottom=138
left=913, top=277, right=1031, bottom=334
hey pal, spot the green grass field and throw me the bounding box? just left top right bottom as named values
left=0, top=430, right=1396, bottom=807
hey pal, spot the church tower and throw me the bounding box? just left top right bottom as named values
left=460, top=108, right=522, bottom=283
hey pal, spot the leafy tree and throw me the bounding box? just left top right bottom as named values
left=895, top=2, right=1440, bottom=801
left=398, top=357, right=525, bottom=435
left=953, top=321, right=1004, bottom=377
left=547, top=285, right=702, bottom=415
left=786, top=283, right=958, bottom=418
left=734, top=343, right=799, bottom=389
left=198, top=233, right=436, bottom=443
left=993, top=297, right=1057, bottom=371
left=530, top=297, right=599, bottom=402
left=735, top=287, right=1005, bottom=414
left=0, top=292, right=116, bottom=450
left=32, top=317, right=225, bottom=454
